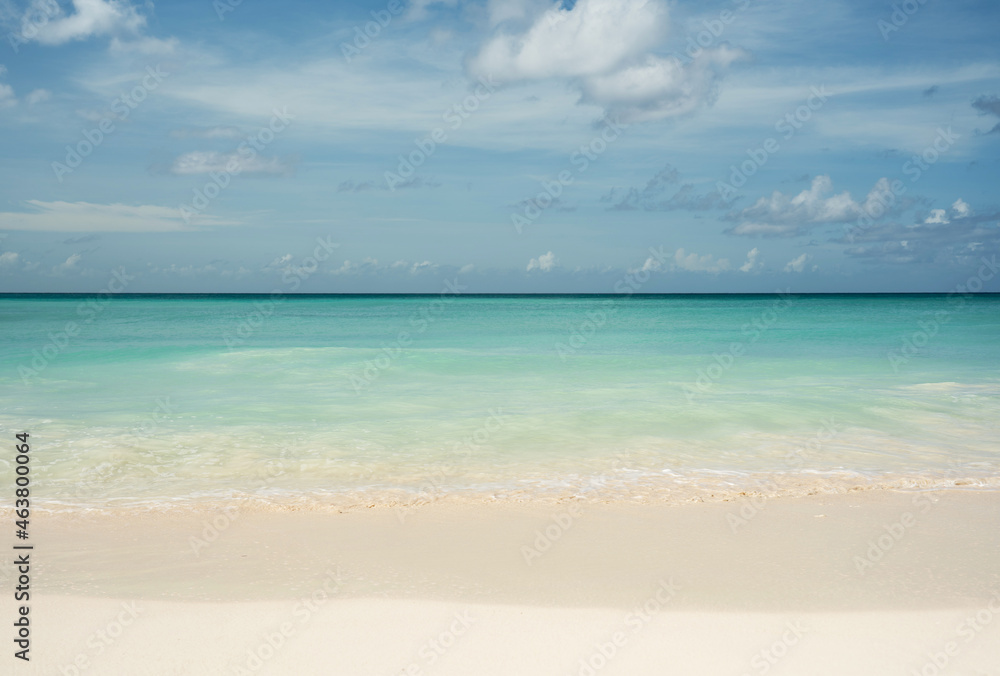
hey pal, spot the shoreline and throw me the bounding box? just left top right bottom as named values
left=12, top=469, right=1000, bottom=517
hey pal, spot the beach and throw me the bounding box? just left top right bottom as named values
left=7, top=490, right=1000, bottom=675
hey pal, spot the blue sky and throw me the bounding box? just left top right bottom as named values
left=0, top=0, right=998, bottom=292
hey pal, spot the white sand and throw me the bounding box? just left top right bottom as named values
left=5, top=490, right=1000, bottom=675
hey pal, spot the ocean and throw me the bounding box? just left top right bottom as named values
left=1, top=294, right=998, bottom=511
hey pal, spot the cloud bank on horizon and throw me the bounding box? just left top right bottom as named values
left=0, top=0, right=998, bottom=292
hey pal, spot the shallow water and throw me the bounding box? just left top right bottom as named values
left=1, top=294, right=998, bottom=509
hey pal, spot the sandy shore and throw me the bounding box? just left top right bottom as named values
left=5, top=490, right=1000, bottom=674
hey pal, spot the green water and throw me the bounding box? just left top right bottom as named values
left=0, top=294, right=998, bottom=509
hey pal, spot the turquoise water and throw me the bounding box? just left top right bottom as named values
left=0, top=294, right=998, bottom=510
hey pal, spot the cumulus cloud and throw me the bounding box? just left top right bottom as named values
left=466, top=0, right=746, bottom=123
left=263, top=254, right=293, bottom=271
left=581, top=45, right=747, bottom=123
left=635, top=247, right=729, bottom=274
left=0, top=200, right=235, bottom=232
left=527, top=251, right=556, bottom=272
left=0, top=68, right=51, bottom=108
left=923, top=198, right=972, bottom=225
left=410, top=260, right=438, bottom=274
left=726, top=176, right=901, bottom=238
left=0, top=251, right=19, bottom=267
left=783, top=253, right=811, bottom=273
left=673, top=248, right=729, bottom=273
left=331, top=258, right=382, bottom=275
left=169, top=151, right=293, bottom=176
left=738, top=247, right=761, bottom=273
left=839, top=198, right=1000, bottom=267
left=53, top=252, right=82, bottom=273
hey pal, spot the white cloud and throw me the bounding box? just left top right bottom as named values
left=527, top=251, right=556, bottom=272
left=411, top=260, right=438, bottom=274
left=924, top=209, right=949, bottom=225
left=738, top=247, right=761, bottom=273
left=467, top=0, right=745, bottom=123
left=673, top=248, right=729, bottom=273
left=580, top=46, right=747, bottom=123
left=24, top=88, right=51, bottom=105
left=729, top=176, right=896, bottom=237
left=922, top=198, right=973, bottom=226
left=0, top=200, right=235, bottom=232
left=25, top=0, right=146, bottom=46
left=640, top=255, right=663, bottom=273
left=53, top=253, right=82, bottom=273
left=470, top=0, right=664, bottom=82
left=169, top=151, right=292, bottom=176
left=264, top=254, right=293, bottom=271
left=458, top=263, right=474, bottom=274
left=0, top=251, right=19, bottom=266
left=784, top=253, right=811, bottom=273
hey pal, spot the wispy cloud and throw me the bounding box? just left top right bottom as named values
left=0, top=200, right=236, bottom=232
left=168, top=151, right=294, bottom=176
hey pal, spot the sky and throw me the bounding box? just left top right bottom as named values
left=0, top=0, right=998, bottom=292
